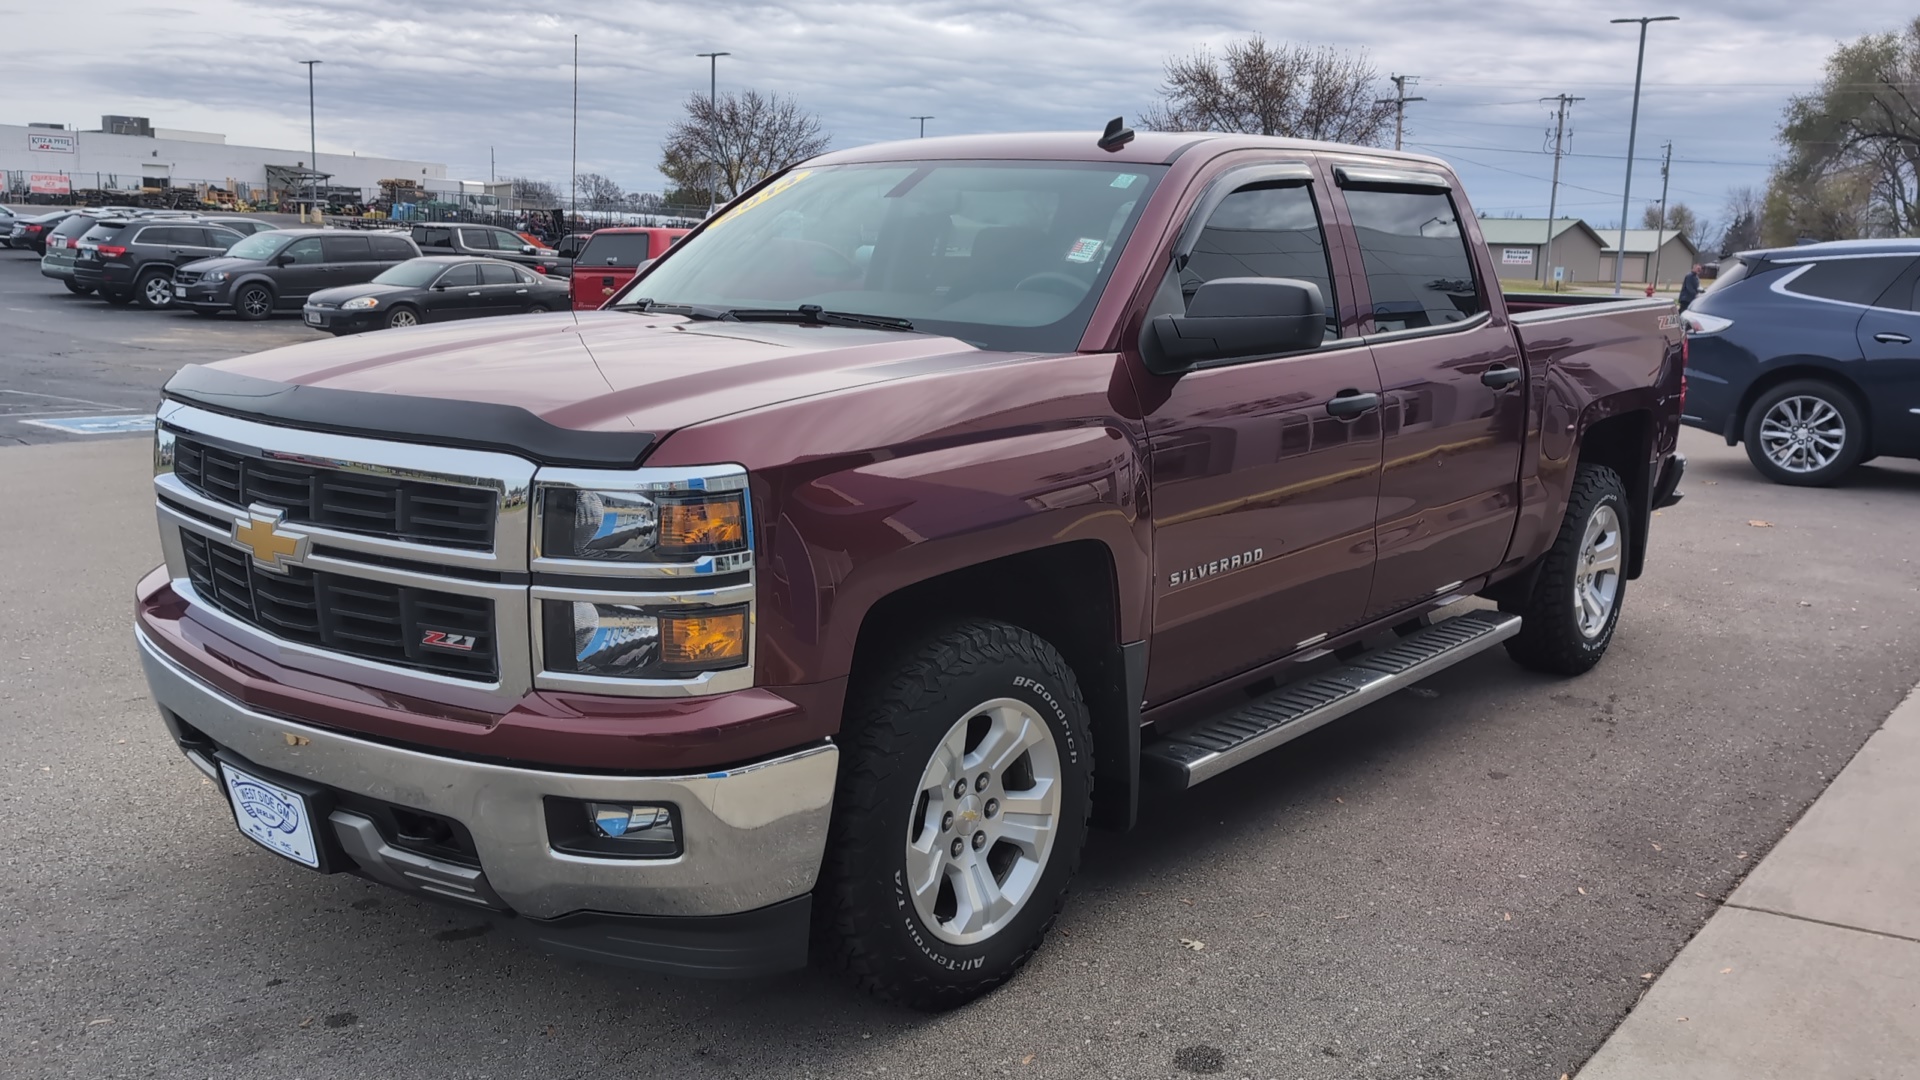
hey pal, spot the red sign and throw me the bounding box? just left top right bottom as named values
left=28, top=173, right=71, bottom=195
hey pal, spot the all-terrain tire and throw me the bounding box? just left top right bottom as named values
left=815, top=619, right=1093, bottom=1011
left=1501, top=463, right=1629, bottom=676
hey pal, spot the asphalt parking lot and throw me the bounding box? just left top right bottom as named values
left=1, top=248, right=1917, bottom=1079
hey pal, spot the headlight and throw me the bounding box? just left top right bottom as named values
left=202, top=271, right=229, bottom=283
left=544, top=601, right=748, bottom=678
left=342, top=296, right=380, bottom=310
left=538, top=488, right=746, bottom=563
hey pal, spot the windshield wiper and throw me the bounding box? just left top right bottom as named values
left=724, top=305, right=918, bottom=333
left=624, top=299, right=731, bottom=319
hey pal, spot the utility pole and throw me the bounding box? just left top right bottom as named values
left=1649, top=140, right=1673, bottom=291
left=570, top=35, right=578, bottom=231
left=696, top=51, right=731, bottom=215
left=1609, top=15, right=1679, bottom=295
left=912, top=115, right=935, bottom=138
left=1376, top=74, right=1425, bottom=152
left=298, top=60, right=321, bottom=220
left=489, top=146, right=494, bottom=184
left=1539, top=93, right=1584, bottom=287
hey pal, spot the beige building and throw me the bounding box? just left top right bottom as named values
left=1476, top=218, right=1608, bottom=284
left=1600, top=229, right=1702, bottom=286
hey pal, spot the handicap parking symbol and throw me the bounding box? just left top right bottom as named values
left=21, top=414, right=156, bottom=436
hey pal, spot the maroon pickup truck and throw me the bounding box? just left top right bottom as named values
left=135, top=127, right=1685, bottom=1009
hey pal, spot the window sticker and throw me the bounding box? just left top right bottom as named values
left=1111, top=174, right=1140, bottom=189
left=1066, top=238, right=1103, bottom=263
left=705, top=170, right=813, bottom=232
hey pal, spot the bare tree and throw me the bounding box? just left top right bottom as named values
left=509, top=177, right=560, bottom=209
left=659, top=90, right=831, bottom=205
left=1142, top=35, right=1396, bottom=145
left=574, top=172, right=625, bottom=211
left=1640, top=200, right=1704, bottom=246
left=1716, top=186, right=1765, bottom=255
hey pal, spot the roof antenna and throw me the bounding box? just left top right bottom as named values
left=1098, top=116, right=1135, bottom=152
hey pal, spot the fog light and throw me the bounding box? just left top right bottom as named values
left=590, top=803, right=672, bottom=838
left=545, top=797, right=681, bottom=859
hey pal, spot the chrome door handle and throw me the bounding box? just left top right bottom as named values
left=467, top=291, right=482, bottom=297
left=1874, top=332, right=1911, bottom=344
left=1481, top=364, right=1523, bottom=389
left=1325, top=390, right=1381, bottom=418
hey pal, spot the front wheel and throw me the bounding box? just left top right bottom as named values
left=233, top=284, right=274, bottom=320
left=384, top=305, right=419, bottom=329
left=1742, top=380, right=1866, bottom=486
left=816, top=620, right=1093, bottom=1010
left=1501, top=463, right=1629, bottom=676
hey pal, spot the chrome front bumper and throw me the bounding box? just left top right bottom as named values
left=136, top=626, right=836, bottom=920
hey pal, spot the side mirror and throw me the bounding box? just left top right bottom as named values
left=273, top=254, right=295, bottom=267
left=521, top=244, right=537, bottom=255
left=1141, top=277, right=1327, bottom=374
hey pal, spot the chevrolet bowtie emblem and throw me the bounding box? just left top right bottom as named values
left=233, top=506, right=309, bottom=573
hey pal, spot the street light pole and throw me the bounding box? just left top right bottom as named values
left=911, top=115, right=934, bottom=138
left=1609, top=15, right=1678, bottom=296
left=298, top=60, right=321, bottom=220
left=696, top=51, right=731, bottom=215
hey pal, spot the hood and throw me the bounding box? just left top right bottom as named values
left=197, top=310, right=1019, bottom=437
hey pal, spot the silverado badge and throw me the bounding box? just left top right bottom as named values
left=233, top=506, right=309, bottom=574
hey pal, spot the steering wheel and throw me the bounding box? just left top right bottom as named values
left=1013, top=272, right=1091, bottom=300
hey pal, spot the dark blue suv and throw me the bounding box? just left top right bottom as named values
left=1683, top=239, right=1920, bottom=485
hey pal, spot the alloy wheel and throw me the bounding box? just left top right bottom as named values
left=1758, top=395, right=1846, bottom=474
left=1573, top=504, right=1622, bottom=638
left=904, top=698, right=1062, bottom=946
left=144, top=276, right=172, bottom=306
left=240, top=288, right=271, bottom=318
left=388, top=309, right=418, bottom=328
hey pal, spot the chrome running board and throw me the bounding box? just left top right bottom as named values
left=1141, top=610, right=1522, bottom=788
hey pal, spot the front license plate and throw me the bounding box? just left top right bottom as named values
left=304, top=312, right=323, bottom=325
left=221, top=762, right=320, bottom=868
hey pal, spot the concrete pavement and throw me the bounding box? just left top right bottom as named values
left=1580, top=686, right=1920, bottom=1080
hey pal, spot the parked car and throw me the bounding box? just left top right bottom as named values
left=173, top=228, right=420, bottom=320
left=0, top=205, right=21, bottom=247
left=9, top=210, right=82, bottom=255
left=195, top=215, right=280, bottom=237
left=568, top=227, right=689, bottom=309
left=409, top=222, right=563, bottom=276
left=71, top=218, right=249, bottom=307
left=39, top=212, right=101, bottom=293
left=1682, top=238, right=1920, bottom=485
left=302, top=255, right=571, bottom=333
left=136, top=130, right=1684, bottom=1009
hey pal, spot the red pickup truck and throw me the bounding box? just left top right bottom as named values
left=568, top=226, right=689, bottom=309
left=136, top=128, right=1685, bottom=1010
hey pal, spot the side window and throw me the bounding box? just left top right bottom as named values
left=1177, top=181, right=1338, bottom=339
left=137, top=226, right=185, bottom=246
left=370, top=235, right=414, bottom=260
left=321, top=235, right=372, bottom=262
left=205, top=228, right=244, bottom=250
left=458, top=228, right=493, bottom=251
left=494, top=230, right=528, bottom=252
left=1344, top=188, right=1483, bottom=332
left=436, top=264, right=481, bottom=288
left=281, top=238, right=325, bottom=264
left=1786, top=257, right=1915, bottom=306
left=417, top=227, right=452, bottom=248
left=479, top=263, right=519, bottom=285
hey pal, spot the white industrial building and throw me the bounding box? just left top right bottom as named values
left=2, top=115, right=447, bottom=204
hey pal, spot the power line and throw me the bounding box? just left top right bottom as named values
left=1410, top=140, right=1774, bottom=167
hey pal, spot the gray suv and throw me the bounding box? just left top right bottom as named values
left=173, top=228, right=419, bottom=319
left=410, top=223, right=563, bottom=276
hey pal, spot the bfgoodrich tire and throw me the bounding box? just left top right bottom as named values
left=1501, top=463, right=1629, bottom=676
left=816, top=620, right=1093, bottom=1010
left=1742, top=379, right=1866, bottom=487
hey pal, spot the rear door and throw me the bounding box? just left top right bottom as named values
left=424, top=263, right=483, bottom=320
left=1327, top=165, right=1525, bottom=619
left=189, top=226, right=243, bottom=262
left=476, top=262, right=526, bottom=314
left=1140, top=158, right=1385, bottom=704
left=1854, top=258, right=1920, bottom=457
left=320, top=234, right=378, bottom=285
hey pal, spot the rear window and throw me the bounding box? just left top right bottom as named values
left=1780, top=256, right=1916, bottom=305
left=578, top=233, right=653, bottom=267
left=414, top=226, right=453, bottom=248
left=50, top=215, right=97, bottom=239
left=321, top=235, right=372, bottom=262
left=479, top=263, right=519, bottom=285
left=81, top=223, right=127, bottom=244
left=1703, top=257, right=1751, bottom=295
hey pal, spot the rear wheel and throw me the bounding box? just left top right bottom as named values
left=102, top=289, right=133, bottom=306
left=816, top=620, right=1093, bottom=1010
left=384, top=305, right=419, bottom=329
left=62, top=280, right=91, bottom=295
left=135, top=270, right=174, bottom=309
left=1742, top=379, right=1866, bottom=487
left=233, top=283, right=274, bottom=321
left=1501, top=463, right=1629, bottom=676
left=525, top=303, right=550, bottom=314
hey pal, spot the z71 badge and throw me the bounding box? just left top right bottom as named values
left=421, top=631, right=477, bottom=651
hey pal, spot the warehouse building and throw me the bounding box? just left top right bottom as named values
left=1600, top=228, right=1702, bottom=287
left=1476, top=218, right=1608, bottom=285
left=1, top=115, right=447, bottom=205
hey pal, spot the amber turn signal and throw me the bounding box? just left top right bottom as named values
left=659, top=495, right=746, bottom=554
left=661, top=610, right=748, bottom=669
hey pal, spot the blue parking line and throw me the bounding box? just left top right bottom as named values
left=19, top=414, right=156, bottom=435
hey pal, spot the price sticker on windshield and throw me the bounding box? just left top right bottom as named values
left=1066, top=238, right=1103, bottom=264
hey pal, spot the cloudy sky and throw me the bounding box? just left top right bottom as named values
left=4, top=0, right=1914, bottom=230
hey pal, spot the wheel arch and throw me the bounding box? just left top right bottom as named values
left=1571, top=408, right=1654, bottom=580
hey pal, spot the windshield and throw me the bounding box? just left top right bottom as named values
left=616, top=160, right=1167, bottom=351
left=372, top=259, right=450, bottom=287
left=227, top=232, right=287, bottom=260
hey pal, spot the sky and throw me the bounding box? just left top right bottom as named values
left=2, top=0, right=1914, bottom=232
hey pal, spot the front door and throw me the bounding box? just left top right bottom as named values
left=1140, top=165, right=1385, bottom=704
left=1332, top=175, right=1525, bottom=618
left=273, top=237, right=330, bottom=302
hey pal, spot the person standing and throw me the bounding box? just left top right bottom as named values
left=1679, top=263, right=1702, bottom=311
